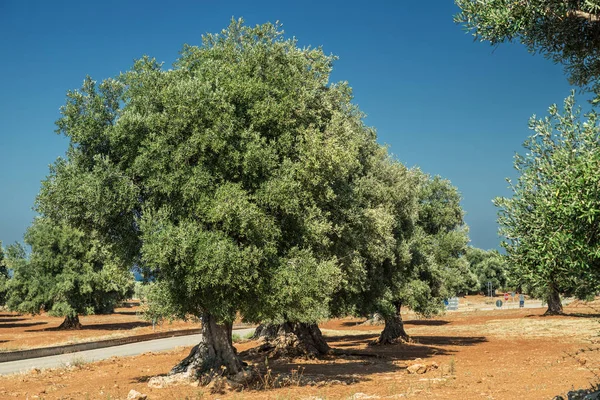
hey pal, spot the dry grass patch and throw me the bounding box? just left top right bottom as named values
left=405, top=315, right=600, bottom=343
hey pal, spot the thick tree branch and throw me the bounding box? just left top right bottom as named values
left=570, top=10, right=600, bottom=22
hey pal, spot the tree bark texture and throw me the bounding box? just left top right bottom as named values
left=170, top=313, right=244, bottom=377
left=544, top=285, right=564, bottom=315
left=251, top=323, right=280, bottom=340
left=251, top=322, right=331, bottom=358
left=57, top=315, right=82, bottom=330
left=372, top=303, right=410, bottom=345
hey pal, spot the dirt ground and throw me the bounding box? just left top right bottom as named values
left=0, top=302, right=197, bottom=351
left=1, top=298, right=600, bottom=399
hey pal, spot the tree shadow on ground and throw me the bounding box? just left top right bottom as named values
left=237, top=337, right=458, bottom=390
left=132, top=373, right=165, bottom=383
left=558, top=312, right=600, bottom=318
left=526, top=312, right=600, bottom=319
left=267, top=359, right=392, bottom=383
left=325, top=334, right=486, bottom=361
left=340, top=320, right=368, bottom=327
left=325, top=333, right=378, bottom=344
left=404, top=320, right=449, bottom=326
left=27, top=321, right=151, bottom=332
left=0, top=318, right=27, bottom=323
left=340, top=319, right=450, bottom=327
left=410, top=336, right=487, bottom=347
left=79, top=321, right=152, bottom=330
left=262, top=334, right=487, bottom=381
left=0, top=322, right=47, bottom=329
left=113, top=310, right=139, bottom=316
left=0, top=314, right=22, bottom=318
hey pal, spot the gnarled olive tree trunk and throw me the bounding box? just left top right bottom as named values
left=170, top=313, right=244, bottom=377
left=372, top=302, right=409, bottom=345
left=544, top=285, right=563, bottom=315
left=251, top=323, right=280, bottom=340
left=58, top=315, right=82, bottom=330
left=252, top=321, right=330, bottom=358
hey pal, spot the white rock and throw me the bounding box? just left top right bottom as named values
left=127, top=389, right=147, bottom=400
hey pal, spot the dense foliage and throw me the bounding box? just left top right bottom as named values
left=494, top=94, right=600, bottom=313
left=327, top=160, right=469, bottom=343
left=455, top=0, right=600, bottom=98
left=36, top=19, right=385, bottom=352
left=402, top=173, right=470, bottom=317
left=328, top=149, right=418, bottom=320
left=465, top=247, right=509, bottom=294
left=5, top=218, right=134, bottom=326
left=23, top=18, right=473, bottom=371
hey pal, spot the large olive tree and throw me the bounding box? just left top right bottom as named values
left=37, top=20, right=382, bottom=375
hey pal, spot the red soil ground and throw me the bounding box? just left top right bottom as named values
left=0, top=297, right=599, bottom=399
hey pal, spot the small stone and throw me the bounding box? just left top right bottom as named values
left=127, top=389, right=147, bottom=400
left=350, top=394, right=381, bottom=399
left=407, top=363, right=427, bottom=374
left=147, top=377, right=164, bottom=389
left=148, top=373, right=194, bottom=389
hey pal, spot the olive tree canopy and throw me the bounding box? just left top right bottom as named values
left=38, top=19, right=382, bottom=375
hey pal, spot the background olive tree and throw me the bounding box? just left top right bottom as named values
left=5, top=218, right=134, bottom=328
left=495, top=93, right=600, bottom=314
left=330, top=162, right=470, bottom=345
left=377, top=172, right=470, bottom=343
left=465, top=247, right=509, bottom=295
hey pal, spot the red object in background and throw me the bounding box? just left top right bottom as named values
left=504, top=293, right=509, bottom=301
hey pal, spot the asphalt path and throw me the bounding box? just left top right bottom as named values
left=0, top=327, right=254, bottom=376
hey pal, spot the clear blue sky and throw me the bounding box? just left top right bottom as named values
left=0, top=1, right=576, bottom=250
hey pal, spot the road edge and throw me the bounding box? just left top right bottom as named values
left=0, top=324, right=253, bottom=363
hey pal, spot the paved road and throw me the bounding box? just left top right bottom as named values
left=0, top=328, right=254, bottom=376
